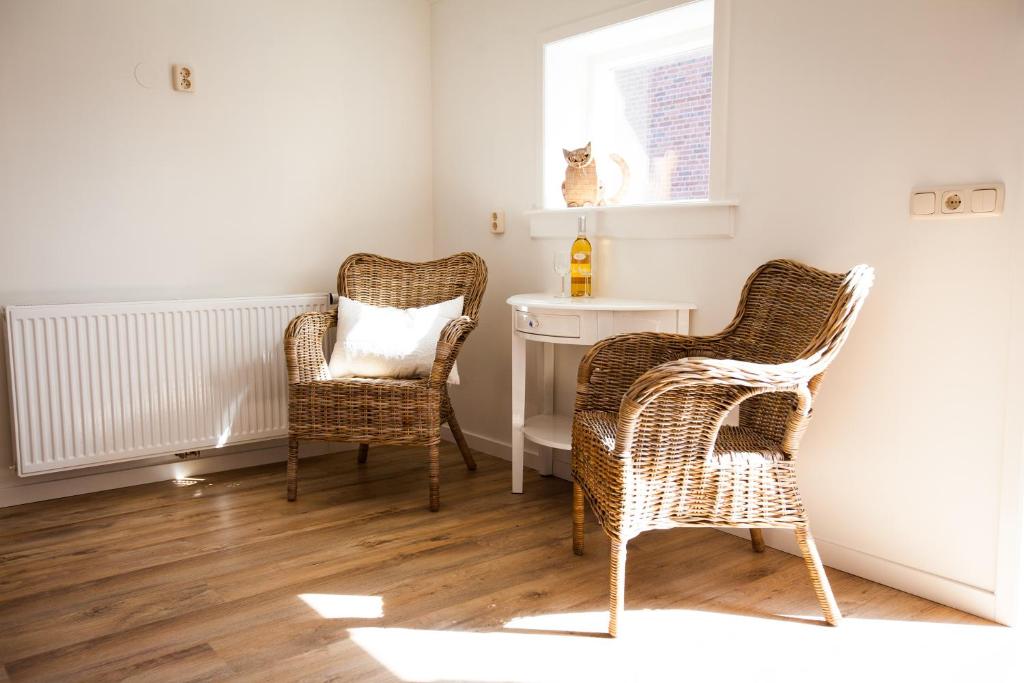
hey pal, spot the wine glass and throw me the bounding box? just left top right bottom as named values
left=553, top=251, right=570, bottom=298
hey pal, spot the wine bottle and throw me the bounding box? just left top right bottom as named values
left=570, top=216, right=592, bottom=297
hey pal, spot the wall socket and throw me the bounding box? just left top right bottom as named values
left=941, top=190, right=964, bottom=214
left=490, top=210, right=505, bottom=234
left=172, top=64, right=194, bottom=92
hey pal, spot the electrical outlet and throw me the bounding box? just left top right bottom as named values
left=172, top=64, right=194, bottom=92
left=941, top=190, right=964, bottom=214
left=490, top=210, right=505, bottom=234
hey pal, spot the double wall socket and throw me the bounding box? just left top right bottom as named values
left=911, top=183, right=1004, bottom=218
left=172, top=64, right=194, bottom=92
left=490, top=210, right=505, bottom=234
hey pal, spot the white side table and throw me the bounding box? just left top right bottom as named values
left=506, top=294, right=697, bottom=493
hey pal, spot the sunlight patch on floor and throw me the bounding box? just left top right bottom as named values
left=349, top=626, right=606, bottom=683
left=298, top=594, right=384, bottom=619
left=349, top=609, right=1021, bottom=683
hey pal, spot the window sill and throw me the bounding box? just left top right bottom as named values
left=525, top=200, right=738, bottom=240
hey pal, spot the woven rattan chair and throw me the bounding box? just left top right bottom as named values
left=284, top=252, right=487, bottom=511
left=571, top=259, right=874, bottom=636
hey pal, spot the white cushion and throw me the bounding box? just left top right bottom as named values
left=328, top=295, right=463, bottom=384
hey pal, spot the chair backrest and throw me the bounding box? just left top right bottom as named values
left=728, top=259, right=874, bottom=445
left=337, top=252, right=488, bottom=320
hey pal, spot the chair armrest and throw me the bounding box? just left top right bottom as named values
left=614, top=357, right=816, bottom=460
left=575, top=332, right=735, bottom=413
left=428, top=315, right=477, bottom=386
left=284, top=309, right=336, bottom=384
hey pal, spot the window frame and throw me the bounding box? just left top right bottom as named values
left=535, top=0, right=732, bottom=212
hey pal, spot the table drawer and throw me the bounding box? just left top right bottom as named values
left=515, top=311, right=581, bottom=338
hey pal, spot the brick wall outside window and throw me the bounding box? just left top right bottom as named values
left=615, top=49, right=713, bottom=201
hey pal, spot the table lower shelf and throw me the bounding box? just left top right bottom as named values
left=522, top=414, right=572, bottom=450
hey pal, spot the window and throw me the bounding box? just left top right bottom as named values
left=543, top=0, right=723, bottom=209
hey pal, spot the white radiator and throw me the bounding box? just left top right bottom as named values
left=4, top=294, right=331, bottom=475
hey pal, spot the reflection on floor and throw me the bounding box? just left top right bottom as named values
left=0, top=444, right=1017, bottom=682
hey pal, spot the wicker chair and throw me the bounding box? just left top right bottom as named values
left=284, top=252, right=487, bottom=511
left=571, top=259, right=874, bottom=636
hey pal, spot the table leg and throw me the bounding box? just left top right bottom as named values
left=512, top=332, right=526, bottom=493
left=537, top=342, right=554, bottom=476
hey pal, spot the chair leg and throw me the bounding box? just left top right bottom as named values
left=608, top=537, right=628, bottom=637
left=286, top=438, right=299, bottom=501
left=572, top=483, right=585, bottom=556
left=428, top=443, right=440, bottom=512
left=750, top=528, right=766, bottom=553
left=357, top=443, right=369, bottom=464
left=447, top=414, right=477, bottom=471
left=795, top=527, right=842, bottom=625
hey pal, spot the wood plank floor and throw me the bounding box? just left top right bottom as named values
left=0, top=444, right=1018, bottom=682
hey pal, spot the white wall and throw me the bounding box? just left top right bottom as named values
left=433, top=0, right=1024, bottom=620
left=0, top=0, right=434, bottom=503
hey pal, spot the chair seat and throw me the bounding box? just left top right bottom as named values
left=572, top=410, right=806, bottom=531
left=289, top=376, right=440, bottom=444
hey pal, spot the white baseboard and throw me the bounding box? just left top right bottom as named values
left=443, top=424, right=999, bottom=623
left=721, top=527, right=998, bottom=622
left=0, top=440, right=349, bottom=508
left=2, top=424, right=548, bottom=509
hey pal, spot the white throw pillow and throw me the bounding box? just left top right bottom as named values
left=328, top=295, right=463, bottom=384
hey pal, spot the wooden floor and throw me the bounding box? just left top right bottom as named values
left=0, top=445, right=1018, bottom=682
